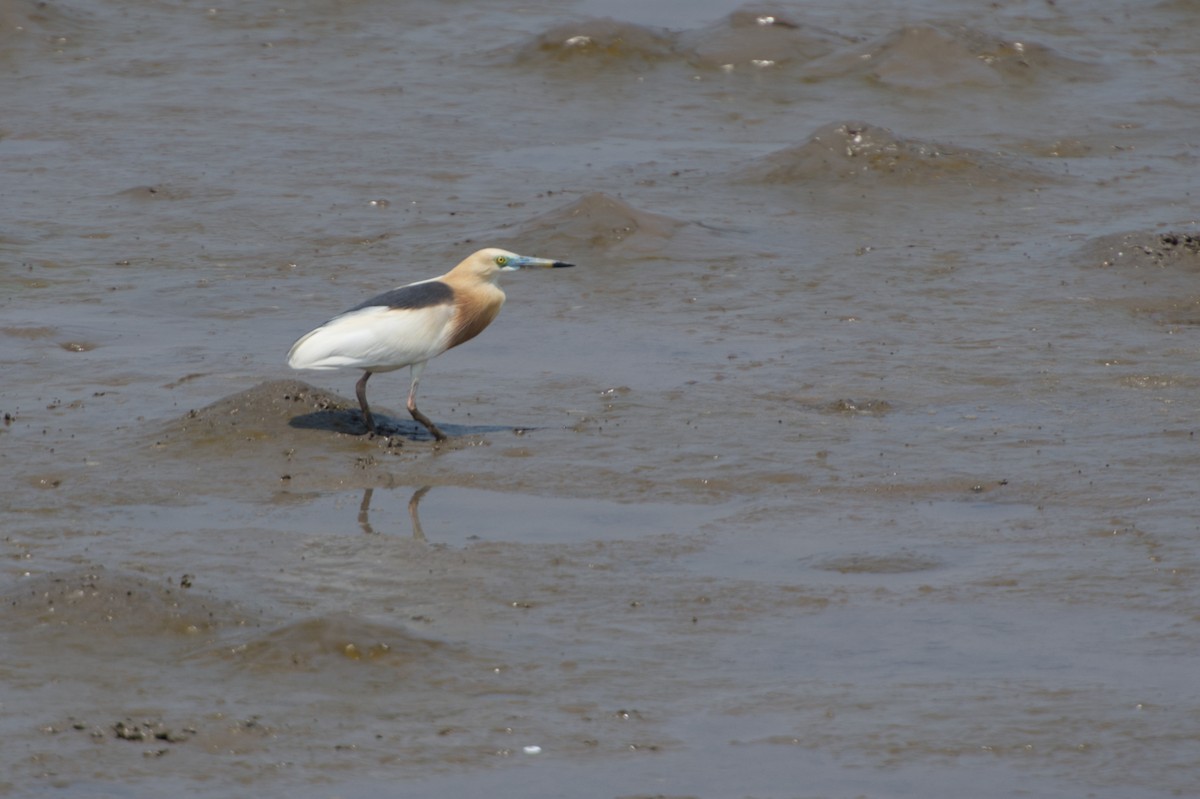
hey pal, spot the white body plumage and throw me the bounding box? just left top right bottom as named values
left=287, top=282, right=463, bottom=374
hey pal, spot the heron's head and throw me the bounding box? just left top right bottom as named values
left=462, top=248, right=575, bottom=282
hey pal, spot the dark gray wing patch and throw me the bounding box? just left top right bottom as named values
left=347, top=280, right=454, bottom=313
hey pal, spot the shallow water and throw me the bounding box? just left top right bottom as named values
left=3, top=0, right=1199, bottom=796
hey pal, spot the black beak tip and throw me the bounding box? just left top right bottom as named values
left=553, top=261, right=575, bottom=268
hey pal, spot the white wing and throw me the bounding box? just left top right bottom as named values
left=287, top=303, right=457, bottom=372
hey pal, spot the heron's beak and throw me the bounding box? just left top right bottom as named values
left=510, top=255, right=575, bottom=271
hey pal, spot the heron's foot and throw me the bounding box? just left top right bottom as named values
left=409, top=408, right=448, bottom=442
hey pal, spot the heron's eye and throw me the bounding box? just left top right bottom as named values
left=495, top=255, right=509, bottom=267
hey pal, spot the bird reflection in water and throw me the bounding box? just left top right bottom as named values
left=357, top=485, right=432, bottom=540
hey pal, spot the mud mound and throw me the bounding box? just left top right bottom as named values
left=0, top=566, right=247, bottom=636
left=814, top=551, right=943, bottom=574
left=825, top=398, right=894, bottom=416
left=148, top=380, right=495, bottom=498
left=1075, top=231, right=1200, bottom=325
left=221, top=614, right=457, bottom=672
left=799, top=23, right=1099, bottom=88
left=1079, top=230, right=1200, bottom=272
left=498, top=192, right=686, bottom=255
left=157, top=379, right=503, bottom=446
left=511, top=18, right=677, bottom=67
left=680, top=5, right=853, bottom=71
left=159, top=379, right=363, bottom=443
left=953, top=25, right=1101, bottom=83
left=744, top=120, right=1040, bottom=187
left=0, top=0, right=90, bottom=50
left=110, top=184, right=234, bottom=203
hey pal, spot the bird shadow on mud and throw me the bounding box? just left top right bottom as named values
left=286, top=408, right=525, bottom=442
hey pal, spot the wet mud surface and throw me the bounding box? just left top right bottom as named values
left=3, top=1, right=1200, bottom=797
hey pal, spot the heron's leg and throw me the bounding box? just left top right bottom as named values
left=355, top=371, right=376, bottom=434
left=406, top=362, right=447, bottom=441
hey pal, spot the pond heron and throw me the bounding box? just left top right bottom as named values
left=287, top=247, right=574, bottom=440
